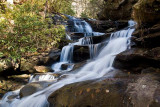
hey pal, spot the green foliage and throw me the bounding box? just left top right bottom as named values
left=80, top=12, right=89, bottom=18
left=0, top=0, right=66, bottom=60
left=78, top=0, right=105, bottom=19
left=47, top=0, right=75, bottom=16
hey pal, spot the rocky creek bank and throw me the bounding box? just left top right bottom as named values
left=47, top=0, right=160, bottom=106
left=1, top=0, right=160, bottom=106
left=113, top=0, right=160, bottom=74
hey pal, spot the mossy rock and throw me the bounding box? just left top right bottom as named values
left=132, top=0, right=160, bottom=28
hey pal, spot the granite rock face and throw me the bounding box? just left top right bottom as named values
left=98, top=0, right=138, bottom=20
left=132, top=0, right=160, bottom=28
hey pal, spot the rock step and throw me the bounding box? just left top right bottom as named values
left=72, top=42, right=108, bottom=63
left=86, top=20, right=129, bottom=33
left=73, top=45, right=90, bottom=63
left=20, top=81, right=55, bottom=98
left=113, top=48, right=160, bottom=73
left=82, top=34, right=110, bottom=44
left=68, top=32, right=110, bottom=43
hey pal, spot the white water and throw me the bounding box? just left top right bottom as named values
left=66, top=15, right=93, bottom=33
left=73, top=20, right=93, bottom=33
left=29, top=74, right=56, bottom=83
left=89, top=43, right=106, bottom=59
left=0, top=19, right=135, bottom=107
left=66, top=15, right=104, bottom=38
left=51, top=38, right=83, bottom=72
left=52, top=16, right=94, bottom=72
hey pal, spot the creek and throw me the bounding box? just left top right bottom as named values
left=0, top=16, right=135, bottom=107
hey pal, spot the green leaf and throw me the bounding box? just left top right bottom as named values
left=0, top=52, right=4, bottom=57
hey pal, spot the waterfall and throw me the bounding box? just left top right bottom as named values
left=0, top=18, right=136, bottom=107
left=66, top=16, right=93, bottom=33
left=60, top=44, right=74, bottom=62
left=73, top=20, right=93, bottom=33
left=89, top=43, right=105, bottom=59
left=52, top=16, right=94, bottom=72
left=51, top=38, right=83, bottom=72
left=81, top=37, right=93, bottom=45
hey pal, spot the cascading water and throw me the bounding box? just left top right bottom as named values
left=0, top=18, right=136, bottom=107
left=66, top=15, right=105, bottom=37
left=66, top=15, right=93, bottom=33
left=89, top=43, right=106, bottom=59
left=29, top=74, right=56, bottom=83
left=52, top=16, right=95, bottom=72
left=51, top=38, right=83, bottom=72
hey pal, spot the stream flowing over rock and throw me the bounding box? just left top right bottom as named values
left=0, top=0, right=160, bottom=106
left=0, top=15, right=137, bottom=107
left=112, top=0, right=160, bottom=74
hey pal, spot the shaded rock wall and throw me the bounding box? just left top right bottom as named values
left=132, top=0, right=160, bottom=28
left=86, top=19, right=128, bottom=33
left=99, top=0, right=160, bottom=28
left=113, top=0, right=160, bottom=73
left=98, top=0, right=138, bottom=20
left=113, top=48, right=160, bottom=72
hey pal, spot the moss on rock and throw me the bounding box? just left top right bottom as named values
left=132, top=0, right=160, bottom=28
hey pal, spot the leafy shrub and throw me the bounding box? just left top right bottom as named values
left=0, top=0, right=66, bottom=61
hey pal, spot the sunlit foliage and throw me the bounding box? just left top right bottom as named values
left=0, top=0, right=72, bottom=60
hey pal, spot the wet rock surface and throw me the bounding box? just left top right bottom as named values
left=0, top=74, right=29, bottom=99
left=61, top=63, right=74, bottom=70
left=84, top=34, right=110, bottom=44
left=68, top=32, right=86, bottom=40
left=86, top=20, right=128, bottom=33
left=48, top=73, right=160, bottom=107
left=73, top=45, right=90, bottom=63
left=20, top=81, right=54, bottom=98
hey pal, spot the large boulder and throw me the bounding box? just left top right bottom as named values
left=48, top=77, right=133, bottom=107
left=132, top=24, right=160, bottom=48
left=98, top=0, right=138, bottom=20
left=20, top=81, right=53, bottom=98
left=113, top=48, right=160, bottom=72
left=127, top=74, right=160, bottom=107
left=132, top=0, right=160, bottom=28
left=34, top=66, right=52, bottom=73
left=73, top=45, right=90, bottom=63
left=48, top=73, right=160, bottom=107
